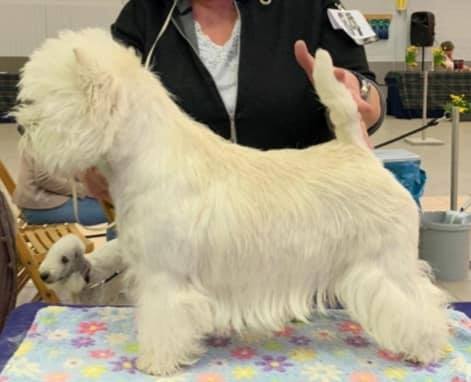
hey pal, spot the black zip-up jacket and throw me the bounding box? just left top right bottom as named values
left=111, top=0, right=378, bottom=150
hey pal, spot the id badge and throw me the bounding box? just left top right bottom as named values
left=328, top=7, right=378, bottom=45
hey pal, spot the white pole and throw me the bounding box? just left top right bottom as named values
left=421, top=70, right=429, bottom=140
left=451, top=106, right=460, bottom=211
left=405, top=53, right=444, bottom=146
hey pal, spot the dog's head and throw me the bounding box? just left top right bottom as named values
left=13, top=28, right=146, bottom=176
left=39, top=234, right=86, bottom=284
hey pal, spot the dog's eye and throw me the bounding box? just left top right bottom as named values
left=61, top=256, right=70, bottom=264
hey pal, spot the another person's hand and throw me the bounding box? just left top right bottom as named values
left=294, top=40, right=378, bottom=148
left=81, top=167, right=112, bottom=203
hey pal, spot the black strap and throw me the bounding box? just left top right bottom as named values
left=374, top=116, right=445, bottom=149
left=103, top=271, right=121, bottom=284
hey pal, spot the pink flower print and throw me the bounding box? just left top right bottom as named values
left=460, top=318, right=471, bottom=330
left=89, top=349, right=115, bottom=359
left=78, top=321, right=107, bottom=335
left=314, top=329, right=336, bottom=341
left=377, top=349, right=402, bottom=362
left=27, top=324, right=40, bottom=338
left=231, top=346, right=256, bottom=360
left=275, top=326, right=295, bottom=337
left=255, top=355, right=293, bottom=372
left=338, top=320, right=363, bottom=335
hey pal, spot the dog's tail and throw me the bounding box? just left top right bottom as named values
left=313, top=49, right=366, bottom=148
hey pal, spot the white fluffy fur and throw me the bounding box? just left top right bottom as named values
left=15, top=28, right=450, bottom=375
left=39, top=234, right=129, bottom=305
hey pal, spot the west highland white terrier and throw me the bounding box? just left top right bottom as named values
left=14, top=29, right=449, bottom=375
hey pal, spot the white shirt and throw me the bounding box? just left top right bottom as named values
left=195, top=17, right=241, bottom=118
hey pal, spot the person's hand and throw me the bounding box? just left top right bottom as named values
left=294, top=40, right=376, bottom=148
left=81, top=167, right=112, bottom=203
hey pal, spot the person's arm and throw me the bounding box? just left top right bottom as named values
left=319, top=5, right=384, bottom=134
left=294, top=41, right=379, bottom=148
left=296, top=2, right=384, bottom=141
left=111, top=0, right=146, bottom=56
left=81, top=168, right=112, bottom=203
left=32, top=160, right=88, bottom=198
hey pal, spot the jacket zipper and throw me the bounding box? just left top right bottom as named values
left=170, top=12, right=241, bottom=144
left=230, top=2, right=241, bottom=143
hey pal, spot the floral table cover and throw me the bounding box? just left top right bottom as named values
left=1, top=306, right=470, bottom=382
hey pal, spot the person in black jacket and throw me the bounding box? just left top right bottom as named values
left=84, top=0, right=384, bottom=201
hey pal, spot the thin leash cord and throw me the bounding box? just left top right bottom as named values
left=70, top=181, right=122, bottom=288
left=374, top=115, right=448, bottom=149
left=73, top=0, right=177, bottom=229
left=144, top=0, right=178, bottom=70
left=86, top=270, right=122, bottom=290
left=70, top=178, right=115, bottom=232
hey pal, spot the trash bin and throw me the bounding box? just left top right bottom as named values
left=419, top=211, right=471, bottom=282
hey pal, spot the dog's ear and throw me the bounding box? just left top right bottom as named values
left=73, top=48, right=94, bottom=69
left=73, top=47, right=119, bottom=120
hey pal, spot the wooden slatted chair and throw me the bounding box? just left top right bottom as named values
left=0, top=160, right=94, bottom=303
left=100, top=200, right=116, bottom=224
left=0, top=160, right=15, bottom=197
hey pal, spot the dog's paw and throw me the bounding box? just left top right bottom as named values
left=404, top=348, right=447, bottom=366
left=137, top=349, right=203, bottom=376
left=136, top=353, right=179, bottom=376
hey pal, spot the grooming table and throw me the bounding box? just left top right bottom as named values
left=1, top=303, right=470, bottom=381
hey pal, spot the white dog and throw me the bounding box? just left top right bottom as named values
left=39, top=235, right=129, bottom=305
left=15, top=28, right=449, bottom=375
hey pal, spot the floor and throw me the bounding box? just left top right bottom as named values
left=1, top=117, right=471, bottom=304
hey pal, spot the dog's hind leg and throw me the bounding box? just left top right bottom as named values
left=135, top=272, right=213, bottom=376
left=335, top=259, right=449, bottom=364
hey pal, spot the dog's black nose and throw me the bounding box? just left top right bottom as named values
left=40, top=271, right=50, bottom=281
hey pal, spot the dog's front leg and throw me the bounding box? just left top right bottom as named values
left=135, top=272, right=213, bottom=376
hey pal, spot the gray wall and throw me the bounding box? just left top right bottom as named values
left=0, top=0, right=124, bottom=60
left=2, top=0, right=471, bottom=76
left=347, top=0, right=471, bottom=62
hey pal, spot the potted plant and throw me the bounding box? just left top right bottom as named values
left=445, top=94, right=471, bottom=121
left=405, top=46, right=418, bottom=70
left=432, top=47, right=446, bottom=70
